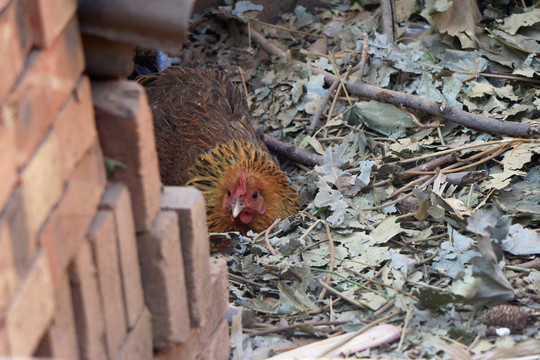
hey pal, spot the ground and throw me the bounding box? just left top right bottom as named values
left=135, top=1, right=540, bottom=358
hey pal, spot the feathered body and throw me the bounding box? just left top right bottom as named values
left=140, top=67, right=299, bottom=234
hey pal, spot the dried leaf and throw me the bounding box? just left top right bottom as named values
left=421, top=0, right=481, bottom=48
left=499, top=8, right=540, bottom=35
left=354, top=101, right=416, bottom=139
left=502, top=224, right=540, bottom=255
left=371, top=216, right=402, bottom=243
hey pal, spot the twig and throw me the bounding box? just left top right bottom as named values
left=401, top=153, right=456, bottom=179
left=262, top=133, right=325, bottom=166
left=318, top=221, right=336, bottom=302
left=361, top=299, right=396, bottom=321
left=467, top=183, right=474, bottom=208
left=397, top=294, right=412, bottom=351
left=299, top=219, right=322, bottom=240
left=437, top=122, right=446, bottom=145
left=247, top=19, right=251, bottom=49
left=416, top=247, right=440, bottom=265
left=250, top=19, right=319, bottom=37
left=516, top=258, right=540, bottom=270
left=445, top=170, right=488, bottom=185
left=309, top=80, right=340, bottom=135
left=238, top=66, right=250, bottom=106
left=401, top=107, right=439, bottom=129
left=248, top=320, right=351, bottom=337
left=466, top=308, right=477, bottom=331
left=318, top=279, right=369, bottom=309
left=362, top=191, right=415, bottom=211
left=247, top=26, right=288, bottom=59
left=305, top=297, right=342, bottom=316
left=380, top=0, right=396, bottom=43
left=310, top=267, right=389, bottom=299
left=367, top=173, right=437, bottom=211
left=396, top=212, right=416, bottom=220
left=264, top=218, right=280, bottom=256
left=372, top=176, right=394, bottom=187
left=388, top=175, right=431, bottom=198
left=407, top=280, right=447, bottom=292
left=356, top=33, right=369, bottom=79
left=229, top=273, right=266, bottom=288
left=341, top=76, right=539, bottom=138
left=484, top=27, right=536, bottom=55
left=344, top=266, right=418, bottom=301
left=329, top=54, right=353, bottom=107
left=410, top=143, right=510, bottom=175
left=326, top=81, right=343, bottom=130
left=397, top=139, right=526, bottom=165
left=319, top=136, right=344, bottom=142
left=310, top=56, right=360, bottom=136
left=410, top=233, right=447, bottom=243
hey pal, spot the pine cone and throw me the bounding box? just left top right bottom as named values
left=482, top=305, right=530, bottom=330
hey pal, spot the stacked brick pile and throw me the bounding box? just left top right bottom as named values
left=0, top=0, right=230, bottom=359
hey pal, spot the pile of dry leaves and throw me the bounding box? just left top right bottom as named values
left=143, top=0, right=540, bottom=358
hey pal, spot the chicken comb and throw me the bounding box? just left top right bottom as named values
left=235, top=167, right=248, bottom=196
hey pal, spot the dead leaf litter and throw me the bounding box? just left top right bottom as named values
left=136, top=0, right=540, bottom=358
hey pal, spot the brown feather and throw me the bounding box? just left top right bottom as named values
left=139, top=67, right=299, bottom=234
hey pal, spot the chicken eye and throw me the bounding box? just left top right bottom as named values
left=227, top=190, right=231, bottom=197
left=251, top=191, right=258, bottom=200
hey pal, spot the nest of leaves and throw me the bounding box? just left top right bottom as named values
left=137, top=0, right=540, bottom=358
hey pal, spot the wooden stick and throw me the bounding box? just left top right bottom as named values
left=309, top=80, right=339, bottom=135
left=262, top=133, right=325, bottom=166
left=243, top=27, right=540, bottom=138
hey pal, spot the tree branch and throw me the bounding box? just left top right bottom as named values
left=262, top=134, right=325, bottom=167
left=246, top=27, right=540, bottom=138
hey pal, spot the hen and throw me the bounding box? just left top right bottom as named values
left=140, top=67, right=300, bottom=234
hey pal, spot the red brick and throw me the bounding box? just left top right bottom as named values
left=161, top=187, right=211, bottom=328
left=208, top=258, right=229, bottom=329
left=88, top=210, right=128, bottom=358
left=2, top=189, right=32, bottom=277
left=100, top=183, right=145, bottom=328
left=115, top=307, right=153, bottom=360
left=34, top=273, right=80, bottom=359
left=2, top=17, right=84, bottom=168
left=20, top=130, right=63, bottom=242
left=69, top=240, right=108, bottom=360
left=197, top=319, right=230, bottom=360
left=92, top=79, right=161, bottom=232
left=155, top=318, right=230, bottom=360
left=0, top=121, right=17, bottom=210
left=26, top=0, right=76, bottom=48
left=39, top=142, right=107, bottom=289
left=0, top=0, right=32, bottom=104
left=0, top=213, right=17, bottom=317
left=6, top=249, right=55, bottom=356
left=0, top=0, right=9, bottom=11
left=0, top=325, right=9, bottom=356
left=55, top=76, right=98, bottom=179
left=137, top=211, right=190, bottom=351
left=154, top=325, right=197, bottom=360
left=83, top=33, right=135, bottom=78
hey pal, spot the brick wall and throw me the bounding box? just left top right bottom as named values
left=0, top=0, right=230, bottom=359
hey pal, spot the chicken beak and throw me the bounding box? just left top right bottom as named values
left=231, top=199, right=247, bottom=218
